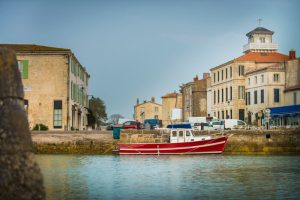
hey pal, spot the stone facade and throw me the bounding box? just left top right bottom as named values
left=180, top=82, right=193, bottom=121
left=0, top=44, right=90, bottom=131
left=192, top=74, right=209, bottom=117
left=161, top=92, right=182, bottom=126
left=134, top=97, right=162, bottom=122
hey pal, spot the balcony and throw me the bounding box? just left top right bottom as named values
left=243, top=43, right=278, bottom=53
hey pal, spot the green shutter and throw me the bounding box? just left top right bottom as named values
left=22, top=60, right=29, bottom=79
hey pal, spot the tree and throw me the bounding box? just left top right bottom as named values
left=89, top=97, right=107, bottom=126
left=109, top=114, right=124, bottom=124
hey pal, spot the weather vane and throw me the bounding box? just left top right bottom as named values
left=257, top=18, right=263, bottom=27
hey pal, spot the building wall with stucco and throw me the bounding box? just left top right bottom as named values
left=134, top=100, right=162, bottom=123
left=161, top=93, right=182, bottom=126
left=14, top=47, right=89, bottom=131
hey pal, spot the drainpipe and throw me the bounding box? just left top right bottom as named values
left=67, top=53, right=71, bottom=131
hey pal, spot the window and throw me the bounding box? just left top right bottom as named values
left=274, top=89, right=280, bottom=102
left=247, top=92, right=251, bottom=105
left=17, top=60, right=29, bottom=79
left=53, top=100, right=62, bottom=128
left=222, top=89, right=224, bottom=102
left=155, top=107, right=159, bottom=112
left=230, top=66, right=232, bottom=78
left=230, top=109, right=232, bottom=119
left=214, top=90, right=216, bottom=104
left=221, top=111, right=224, bottom=119
left=238, top=86, right=245, bottom=99
left=186, top=130, right=191, bottom=136
left=261, top=75, right=264, bottom=83
left=214, top=73, right=216, bottom=83
left=172, top=131, right=177, bottom=137
left=221, top=70, right=224, bottom=80
left=154, top=115, right=159, bottom=119
left=294, top=92, right=297, bottom=105
left=255, top=76, right=257, bottom=84
left=239, top=65, right=245, bottom=76
left=218, top=90, right=220, bottom=103
left=273, top=74, right=279, bottom=82
left=225, top=110, right=228, bottom=119
left=261, top=89, right=264, bottom=103
left=254, top=90, right=257, bottom=104
left=230, top=86, right=232, bottom=100
left=226, top=87, right=228, bottom=101
left=259, top=37, right=265, bottom=43
left=179, top=131, right=184, bottom=137
left=218, top=71, right=220, bottom=82
left=226, top=68, right=228, bottom=79
left=218, top=111, right=220, bottom=119
left=248, top=78, right=250, bottom=85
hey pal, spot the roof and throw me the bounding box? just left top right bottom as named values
left=161, top=93, right=178, bottom=98
left=0, top=44, right=71, bottom=52
left=235, top=52, right=289, bottom=63
left=246, top=27, right=274, bottom=37
left=246, top=63, right=284, bottom=75
left=284, top=84, right=300, bottom=92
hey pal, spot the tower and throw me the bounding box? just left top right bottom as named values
left=243, top=26, right=278, bottom=53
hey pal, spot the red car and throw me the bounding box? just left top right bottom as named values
left=122, top=121, right=142, bottom=129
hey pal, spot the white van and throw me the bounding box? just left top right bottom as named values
left=208, top=121, right=224, bottom=130
left=223, top=119, right=247, bottom=130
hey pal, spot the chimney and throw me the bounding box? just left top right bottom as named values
left=137, top=98, right=139, bottom=105
left=151, top=97, right=155, bottom=102
left=193, top=75, right=199, bottom=81
left=289, top=50, right=296, bottom=59
left=203, top=73, right=210, bottom=79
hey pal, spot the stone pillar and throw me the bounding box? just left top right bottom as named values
left=0, top=48, right=45, bottom=199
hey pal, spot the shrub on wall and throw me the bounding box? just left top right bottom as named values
left=32, top=124, right=49, bottom=131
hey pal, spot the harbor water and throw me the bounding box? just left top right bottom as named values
left=36, top=155, right=300, bottom=200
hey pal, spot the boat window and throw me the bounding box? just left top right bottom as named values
left=172, top=131, right=177, bottom=137
left=186, top=130, right=191, bottom=136
left=179, top=131, right=184, bottom=137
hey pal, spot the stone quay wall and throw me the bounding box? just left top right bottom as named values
left=32, top=129, right=300, bottom=155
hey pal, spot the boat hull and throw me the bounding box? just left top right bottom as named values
left=119, top=136, right=227, bottom=155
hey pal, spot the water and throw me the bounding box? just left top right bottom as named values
left=36, top=155, right=300, bottom=200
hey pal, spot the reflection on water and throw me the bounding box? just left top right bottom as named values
left=36, top=155, right=300, bottom=200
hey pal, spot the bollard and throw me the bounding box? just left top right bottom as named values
left=0, top=48, right=45, bottom=200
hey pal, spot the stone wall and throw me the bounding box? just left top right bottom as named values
left=31, top=129, right=300, bottom=155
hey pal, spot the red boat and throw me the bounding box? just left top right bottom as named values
left=119, top=129, right=228, bottom=155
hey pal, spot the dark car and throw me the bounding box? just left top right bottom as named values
left=123, top=121, right=142, bottom=129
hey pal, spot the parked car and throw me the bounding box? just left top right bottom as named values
left=122, top=121, right=142, bottom=129
left=208, top=121, right=224, bottom=130
left=222, top=119, right=247, bottom=130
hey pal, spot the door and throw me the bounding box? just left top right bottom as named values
left=239, top=109, right=245, bottom=121
left=178, top=130, right=184, bottom=143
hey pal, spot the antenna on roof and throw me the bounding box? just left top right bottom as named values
left=257, top=18, right=263, bottom=27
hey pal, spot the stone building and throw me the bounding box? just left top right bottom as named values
left=180, top=81, right=193, bottom=121
left=0, top=44, right=90, bottom=131
left=161, top=92, right=182, bottom=126
left=134, top=97, right=162, bottom=123
left=210, top=27, right=289, bottom=122
left=180, top=73, right=210, bottom=121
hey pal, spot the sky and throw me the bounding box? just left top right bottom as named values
left=1, top=0, right=300, bottom=118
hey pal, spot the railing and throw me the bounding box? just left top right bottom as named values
left=243, top=43, right=278, bottom=52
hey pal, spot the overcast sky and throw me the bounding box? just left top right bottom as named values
left=1, top=0, right=299, bottom=118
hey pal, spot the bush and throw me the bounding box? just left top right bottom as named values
left=32, top=124, right=49, bottom=131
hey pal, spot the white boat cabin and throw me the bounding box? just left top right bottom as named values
left=170, top=129, right=211, bottom=143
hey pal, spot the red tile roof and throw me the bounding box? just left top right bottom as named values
left=235, top=52, right=289, bottom=62
left=0, top=44, right=70, bottom=52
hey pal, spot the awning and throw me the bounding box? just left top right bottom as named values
left=269, top=105, right=300, bottom=118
